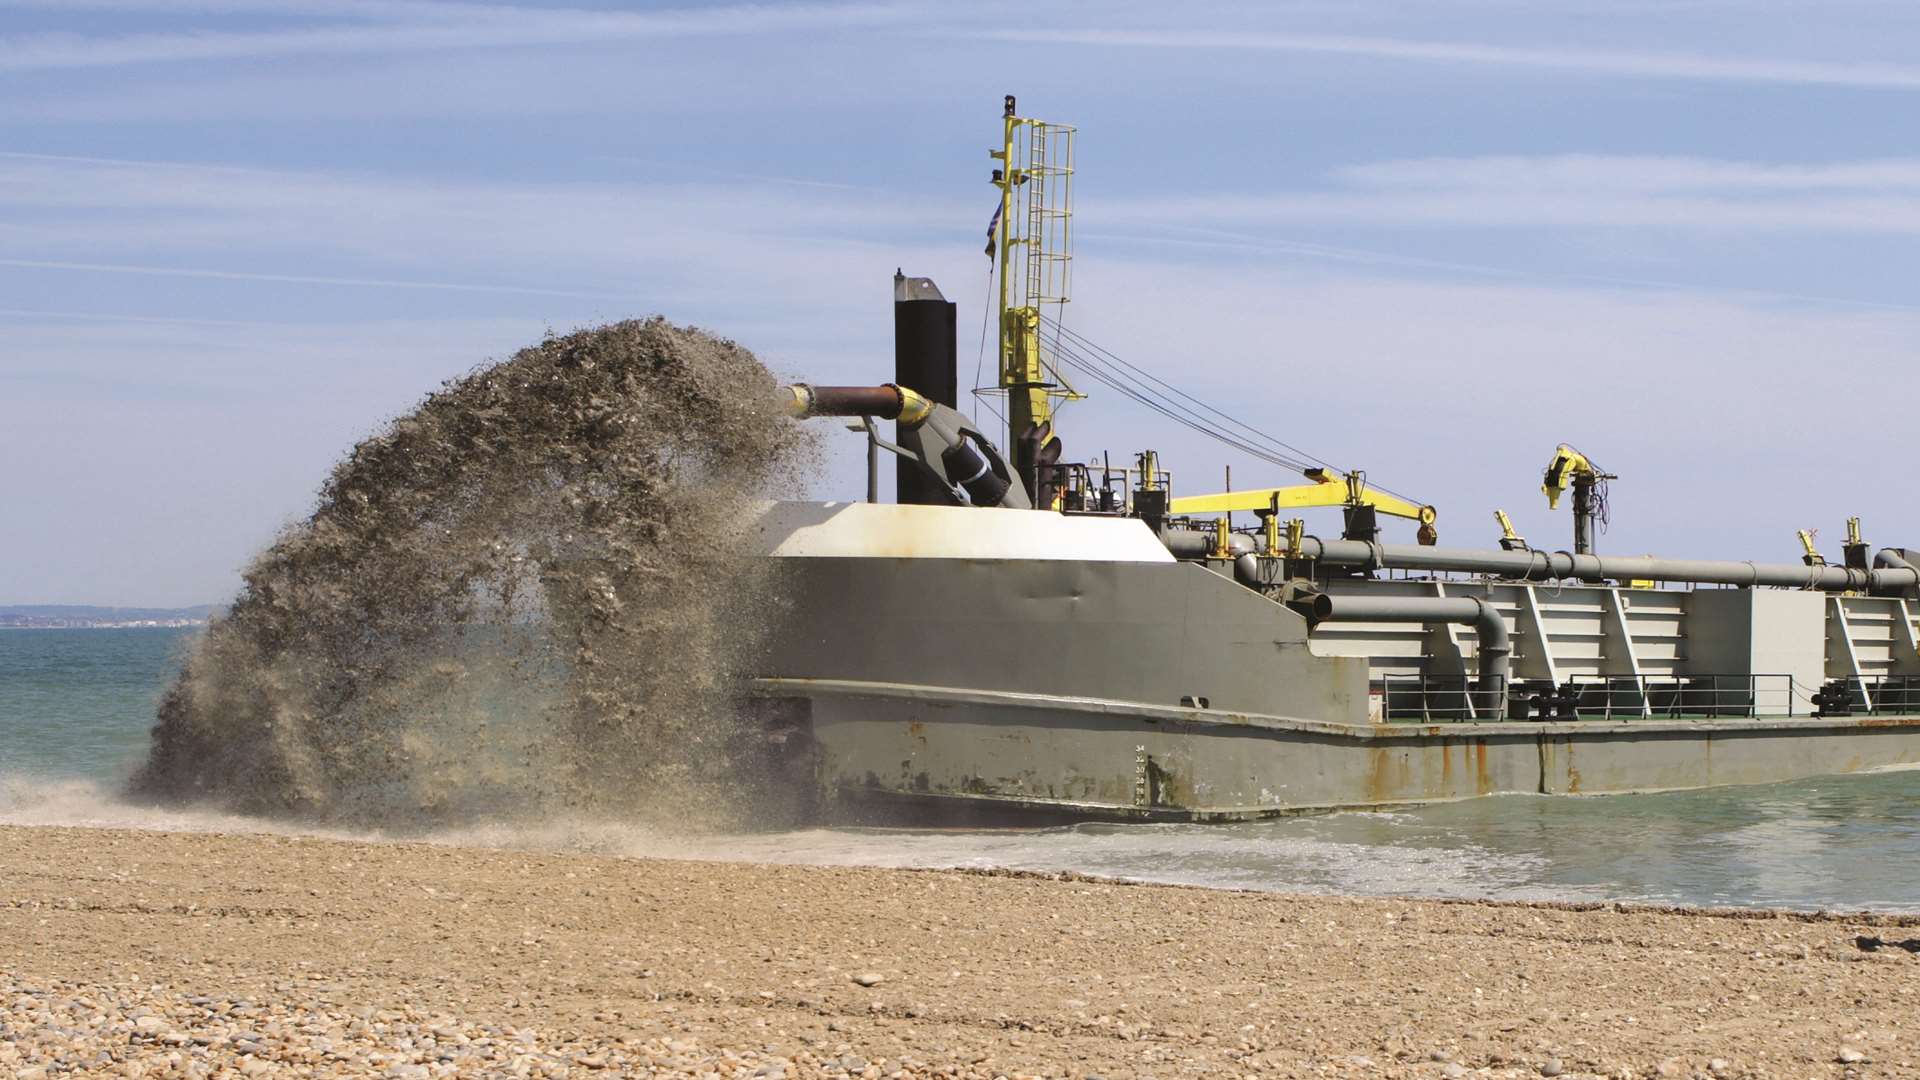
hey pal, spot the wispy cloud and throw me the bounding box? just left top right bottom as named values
left=1090, top=154, right=1920, bottom=234
left=0, top=149, right=986, bottom=367
left=0, top=257, right=634, bottom=298
left=0, top=305, right=289, bottom=325
left=0, top=2, right=907, bottom=71
left=0, top=149, right=969, bottom=242
left=1078, top=226, right=1920, bottom=314
left=0, top=46, right=746, bottom=125
left=17, top=2, right=1920, bottom=97
left=15, top=148, right=1920, bottom=329
left=1338, top=155, right=1920, bottom=192
left=0, top=0, right=513, bottom=16
left=983, top=28, right=1920, bottom=91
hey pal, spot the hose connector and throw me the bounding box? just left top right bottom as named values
left=893, top=384, right=933, bottom=428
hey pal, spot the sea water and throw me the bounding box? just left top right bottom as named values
left=5, top=627, right=1920, bottom=912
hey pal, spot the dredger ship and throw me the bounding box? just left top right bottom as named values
left=744, top=97, right=1920, bottom=822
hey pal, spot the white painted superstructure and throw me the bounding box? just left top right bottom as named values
left=744, top=501, right=1176, bottom=563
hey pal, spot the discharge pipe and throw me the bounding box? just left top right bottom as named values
left=782, top=382, right=1028, bottom=509
left=783, top=383, right=933, bottom=426
left=1291, top=538, right=1920, bottom=594
left=1308, top=593, right=1511, bottom=715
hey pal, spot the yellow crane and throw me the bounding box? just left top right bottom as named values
left=1797, top=528, right=1826, bottom=567
left=1493, top=509, right=1527, bottom=551
left=1168, top=467, right=1439, bottom=545
left=1541, top=443, right=1614, bottom=555
left=1803, top=518, right=1871, bottom=580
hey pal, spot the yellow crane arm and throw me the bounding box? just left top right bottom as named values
left=1168, top=469, right=1438, bottom=527
left=1541, top=443, right=1596, bottom=510
left=1797, top=529, right=1825, bottom=566
left=1494, top=510, right=1521, bottom=542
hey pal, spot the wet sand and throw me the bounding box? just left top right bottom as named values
left=3, top=824, right=1916, bottom=1078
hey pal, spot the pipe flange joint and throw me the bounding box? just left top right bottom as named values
left=1365, top=540, right=1386, bottom=572
left=888, top=383, right=934, bottom=428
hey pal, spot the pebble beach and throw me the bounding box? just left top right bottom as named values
left=4, top=824, right=1917, bottom=1079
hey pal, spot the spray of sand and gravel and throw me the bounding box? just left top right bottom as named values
left=129, top=318, right=815, bottom=830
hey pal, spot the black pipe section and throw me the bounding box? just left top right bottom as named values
left=894, top=271, right=957, bottom=505
left=1572, top=475, right=1596, bottom=555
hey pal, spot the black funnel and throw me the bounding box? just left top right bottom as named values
left=893, top=270, right=957, bottom=505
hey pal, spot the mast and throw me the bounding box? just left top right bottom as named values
left=989, top=94, right=1077, bottom=502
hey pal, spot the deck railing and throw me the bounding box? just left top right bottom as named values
left=1371, top=673, right=1799, bottom=723
left=1837, top=676, right=1920, bottom=716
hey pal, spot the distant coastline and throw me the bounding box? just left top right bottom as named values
left=0, top=604, right=215, bottom=629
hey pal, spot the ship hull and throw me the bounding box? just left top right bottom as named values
left=744, top=501, right=1920, bottom=823
left=754, top=677, right=1920, bottom=821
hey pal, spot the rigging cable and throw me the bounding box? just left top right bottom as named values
left=970, top=261, right=1006, bottom=432
left=1042, top=316, right=1332, bottom=472
left=1038, top=314, right=1425, bottom=504
left=1049, top=343, right=1317, bottom=472
left=1044, top=333, right=1326, bottom=474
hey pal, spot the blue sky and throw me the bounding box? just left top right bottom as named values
left=7, top=0, right=1920, bottom=605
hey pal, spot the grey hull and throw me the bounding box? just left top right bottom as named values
left=744, top=502, right=1920, bottom=823
left=753, top=677, right=1920, bottom=821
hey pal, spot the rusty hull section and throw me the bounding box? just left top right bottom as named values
left=751, top=679, right=1920, bottom=820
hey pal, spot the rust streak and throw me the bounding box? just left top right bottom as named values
left=1366, top=746, right=1393, bottom=805
left=1852, top=715, right=1920, bottom=728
